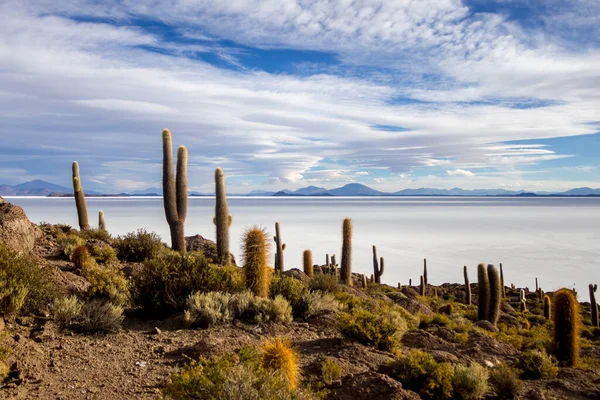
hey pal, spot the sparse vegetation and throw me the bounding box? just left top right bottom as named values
left=489, top=364, right=522, bottom=399
left=321, top=357, right=342, bottom=385
left=515, top=349, right=558, bottom=379
left=452, top=363, right=489, bottom=400
left=112, top=229, right=165, bottom=262
left=389, top=349, right=454, bottom=399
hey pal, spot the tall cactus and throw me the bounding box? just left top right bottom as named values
left=242, top=226, right=270, bottom=297
left=477, top=263, right=490, bottom=321
left=303, top=250, right=313, bottom=278
left=213, top=167, right=232, bottom=265
left=535, top=277, right=539, bottom=292
left=423, top=258, right=428, bottom=287
left=162, top=129, right=187, bottom=252
left=326, top=254, right=330, bottom=267
left=340, top=218, right=352, bottom=285
left=589, top=284, right=598, bottom=327
left=500, top=263, right=505, bottom=298
left=273, top=222, right=286, bottom=273
left=487, top=264, right=501, bottom=326
left=372, top=245, right=384, bottom=284
left=419, top=275, right=425, bottom=296
left=98, top=210, right=106, bottom=231
left=72, top=161, right=89, bottom=230
left=331, top=254, right=337, bottom=267
left=464, top=265, right=471, bottom=306
left=520, top=289, right=526, bottom=303
left=543, top=295, right=551, bottom=320
left=553, top=288, right=580, bottom=367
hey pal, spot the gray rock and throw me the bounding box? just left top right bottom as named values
left=0, top=202, right=40, bottom=254
left=474, top=320, right=498, bottom=332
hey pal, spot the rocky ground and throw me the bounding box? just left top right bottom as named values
left=1, top=199, right=599, bottom=399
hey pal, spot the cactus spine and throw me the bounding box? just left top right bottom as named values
left=464, top=265, right=471, bottom=305
left=589, top=284, right=598, bottom=327
left=419, top=275, right=425, bottom=296
left=553, top=288, right=580, bottom=366
left=303, top=250, right=313, bottom=278
left=500, top=263, right=505, bottom=298
left=372, top=246, right=384, bottom=284
left=242, top=226, right=270, bottom=297
left=543, top=295, right=551, bottom=320
left=487, top=264, right=501, bottom=326
left=72, top=161, right=89, bottom=230
left=213, top=168, right=232, bottom=265
left=98, top=210, right=106, bottom=231
left=340, top=218, right=352, bottom=285
left=162, top=129, right=187, bottom=252
left=273, top=222, right=286, bottom=273
left=477, top=263, right=490, bottom=321
left=423, top=258, right=428, bottom=287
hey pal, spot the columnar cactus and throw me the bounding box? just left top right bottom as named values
left=538, top=288, right=544, bottom=302
left=98, top=210, right=106, bottom=231
left=362, top=274, right=368, bottom=288
left=520, top=299, right=527, bottom=312
left=543, top=295, right=551, bottom=320
left=213, top=167, right=232, bottom=265
left=331, top=254, right=336, bottom=267
left=409, top=278, right=412, bottom=286
left=370, top=274, right=374, bottom=283
left=419, top=275, right=425, bottom=296
left=487, top=264, right=501, bottom=326
left=464, top=265, right=471, bottom=306
left=477, top=263, right=490, bottom=321
left=273, top=222, right=285, bottom=273
left=242, top=226, right=270, bottom=297
left=340, top=218, right=352, bottom=286
left=423, top=258, right=428, bottom=287
left=72, top=161, right=89, bottom=230
left=303, top=250, right=313, bottom=278
left=589, top=284, right=598, bottom=327
left=162, top=129, right=187, bottom=252
left=372, top=245, right=384, bottom=284
left=535, top=277, right=539, bottom=292
left=520, top=289, right=526, bottom=303
left=500, top=263, right=505, bottom=298
left=326, top=254, right=330, bottom=267
left=553, top=288, right=580, bottom=366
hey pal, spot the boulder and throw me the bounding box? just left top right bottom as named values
left=0, top=202, right=40, bottom=254
left=474, top=320, right=498, bottom=332
left=395, top=298, right=433, bottom=316
left=282, top=268, right=310, bottom=283
left=185, top=234, right=236, bottom=265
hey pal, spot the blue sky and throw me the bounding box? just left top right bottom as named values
left=0, top=0, right=598, bottom=193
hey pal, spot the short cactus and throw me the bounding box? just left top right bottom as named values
left=520, top=299, right=527, bottom=312
left=535, top=277, right=539, bottom=292
left=213, top=167, right=232, bottom=265
left=543, top=295, right=551, bottom=320
left=340, top=218, right=352, bottom=286
left=362, top=274, right=368, bottom=288
left=477, top=263, right=490, bottom=321
left=331, top=254, right=336, bottom=267
left=98, top=210, right=106, bottom=231
left=372, top=246, right=384, bottom=284
left=162, top=129, right=187, bottom=252
left=303, top=250, right=313, bottom=278
left=487, top=264, right=501, bottom=326
left=520, top=289, right=526, bottom=302
left=370, top=274, right=374, bottom=283
left=538, top=288, right=544, bottom=302
left=242, top=226, right=270, bottom=297
left=553, top=288, right=580, bottom=367
left=419, top=275, right=425, bottom=296
left=72, top=161, right=89, bottom=230
left=326, top=254, right=330, bottom=267
left=273, top=222, right=286, bottom=273
left=423, top=258, right=428, bottom=287
left=589, top=284, right=598, bottom=327
left=463, top=265, right=471, bottom=305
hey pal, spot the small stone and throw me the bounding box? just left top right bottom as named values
left=135, top=361, right=147, bottom=368
left=153, top=327, right=162, bottom=335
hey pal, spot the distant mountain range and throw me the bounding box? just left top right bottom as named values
left=1, top=180, right=600, bottom=197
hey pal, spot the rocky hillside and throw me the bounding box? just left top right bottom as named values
left=0, top=201, right=599, bottom=399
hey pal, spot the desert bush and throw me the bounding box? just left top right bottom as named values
left=77, top=299, right=123, bottom=333
left=133, top=250, right=244, bottom=312
left=163, top=346, right=314, bottom=399
left=452, top=363, right=489, bottom=400
left=297, top=291, right=341, bottom=320
left=89, top=245, right=117, bottom=265
left=112, top=229, right=165, bottom=262
left=388, top=349, right=454, bottom=399
left=57, top=233, right=86, bottom=260
left=0, top=244, right=55, bottom=318
left=489, top=364, right=522, bottom=399
left=338, top=306, right=408, bottom=352
left=262, top=337, right=300, bottom=389
left=321, top=358, right=342, bottom=385
left=419, top=313, right=451, bottom=329
left=515, top=349, right=558, bottom=379
left=184, top=292, right=232, bottom=328
left=72, top=245, right=93, bottom=269
left=270, top=276, right=306, bottom=308
left=448, top=317, right=472, bottom=333
left=79, top=228, right=112, bottom=242
left=309, top=273, right=339, bottom=293
left=82, top=262, right=130, bottom=306
left=52, top=295, right=83, bottom=328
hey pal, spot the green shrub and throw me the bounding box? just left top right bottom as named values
left=321, top=358, right=342, bottom=385
left=57, top=233, right=86, bottom=260
left=339, top=307, right=408, bottom=352
left=419, top=313, right=451, bottom=329
left=0, top=244, right=55, bottom=318
left=270, top=276, right=306, bottom=309
left=79, top=228, right=112, bottom=242
left=489, top=364, right=522, bottom=399
left=184, top=292, right=232, bottom=328
left=52, top=295, right=83, bottom=328
left=448, top=317, right=472, bottom=334
left=452, top=363, right=489, bottom=399
left=389, top=349, right=454, bottom=399
left=515, top=349, right=558, bottom=379
left=133, top=250, right=244, bottom=312
left=309, top=273, right=339, bottom=293
left=163, top=345, right=314, bottom=400
left=297, top=291, right=341, bottom=320
left=77, top=299, right=123, bottom=333
left=89, top=245, right=117, bottom=265
left=82, top=263, right=130, bottom=307
left=112, top=229, right=165, bottom=262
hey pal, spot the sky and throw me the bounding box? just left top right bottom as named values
left=0, top=0, right=599, bottom=193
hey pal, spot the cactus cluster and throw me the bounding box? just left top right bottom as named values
left=553, top=288, right=580, bottom=367
left=162, top=129, right=188, bottom=252
left=72, top=161, right=89, bottom=230
left=340, top=218, right=352, bottom=286
left=213, top=167, right=232, bottom=265
left=372, top=246, right=384, bottom=284
left=274, top=222, right=286, bottom=273
left=590, top=284, right=598, bottom=327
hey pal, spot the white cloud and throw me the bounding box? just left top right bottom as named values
left=447, top=169, right=475, bottom=177
left=355, top=171, right=369, bottom=176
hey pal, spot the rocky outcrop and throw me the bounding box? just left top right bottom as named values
left=185, top=234, right=236, bottom=265
left=0, top=196, right=5, bottom=203
left=0, top=201, right=40, bottom=253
